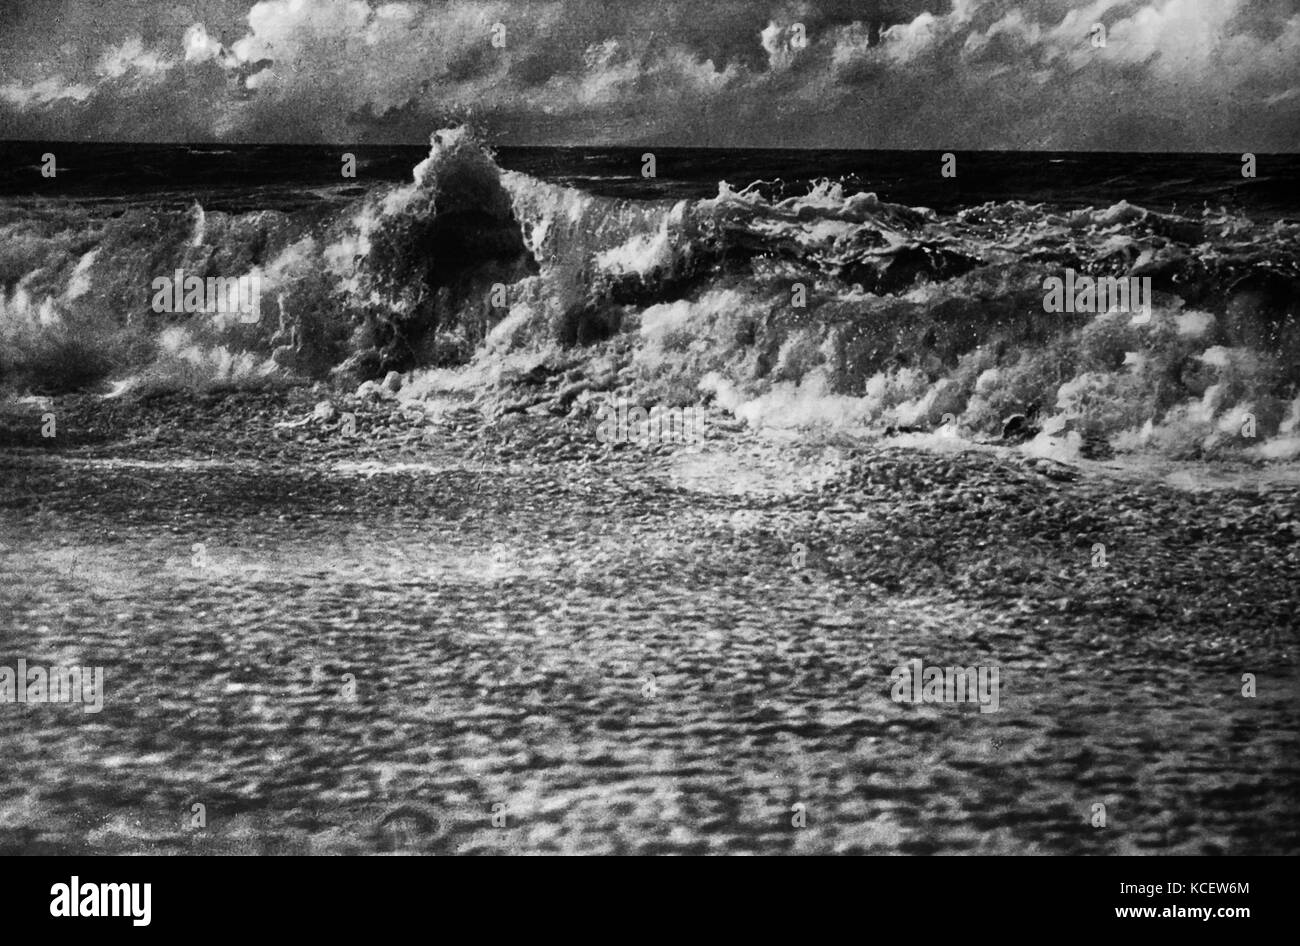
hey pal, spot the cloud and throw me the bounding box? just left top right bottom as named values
left=183, top=24, right=230, bottom=65
left=97, top=36, right=174, bottom=80
left=0, top=0, right=1296, bottom=149
left=0, top=75, right=95, bottom=108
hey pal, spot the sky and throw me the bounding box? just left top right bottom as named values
left=0, top=0, right=1297, bottom=149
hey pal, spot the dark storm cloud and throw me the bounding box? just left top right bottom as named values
left=0, top=0, right=1297, bottom=149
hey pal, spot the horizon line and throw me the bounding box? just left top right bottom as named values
left=0, top=139, right=1294, bottom=156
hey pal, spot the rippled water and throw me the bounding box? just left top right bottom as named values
left=2, top=437, right=1296, bottom=854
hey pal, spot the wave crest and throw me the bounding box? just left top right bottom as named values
left=2, top=130, right=1297, bottom=460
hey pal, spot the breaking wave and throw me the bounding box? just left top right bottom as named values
left=2, top=127, right=1298, bottom=460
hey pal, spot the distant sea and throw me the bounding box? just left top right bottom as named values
left=0, top=142, right=1296, bottom=217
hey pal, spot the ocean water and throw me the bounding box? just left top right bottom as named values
left=3, top=142, right=1297, bottom=212
left=2, top=132, right=1298, bottom=460
left=2, top=135, right=1298, bottom=855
